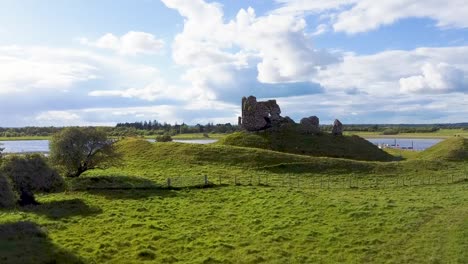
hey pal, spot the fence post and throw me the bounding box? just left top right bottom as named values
left=167, top=178, right=171, bottom=188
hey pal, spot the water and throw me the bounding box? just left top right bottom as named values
left=365, top=138, right=442, bottom=151
left=1, top=138, right=441, bottom=154
left=0, top=139, right=219, bottom=153
left=0, top=140, right=50, bottom=154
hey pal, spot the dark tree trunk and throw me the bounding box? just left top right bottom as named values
left=18, top=189, right=40, bottom=206
left=67, top=166, right=88, bottom=178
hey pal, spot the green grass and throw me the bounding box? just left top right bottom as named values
left=218, top=130, right=394, bottom=162
left=1, top=185, right=467, bottom=263
left=419, top=137, right=468, bottom=161
left=1, top=137, right=467, bottom=263
left=170, top=133, right=227, bottom=140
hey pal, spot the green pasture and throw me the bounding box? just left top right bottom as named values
left=1, top=136, right=467, bottom=263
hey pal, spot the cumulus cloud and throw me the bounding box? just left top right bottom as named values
left=400, top=63, right=467, bottom=94
left=161, top=0, right=340, bottom=99
left=274, top=0, right=468, bottom=34
left=81, top=31, right=164, bottom=55
left=315, top=46, right=468, bottom=96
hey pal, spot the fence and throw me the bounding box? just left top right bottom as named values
left=164, top=172, right=468, bottom=190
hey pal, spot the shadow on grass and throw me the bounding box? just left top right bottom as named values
left=21, top=199, right=102, bottom=220
left=68, top=175, right=161, bottom=190
left=68, top=175, right=230, bottom=200
left=85, top=188, right=179, bottom=200
left=0, top=221, right=84, bottom=264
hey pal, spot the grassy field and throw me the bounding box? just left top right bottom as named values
left=1, top=137, right=467, bottom=263
left=346, top=129, right=468, bottom=139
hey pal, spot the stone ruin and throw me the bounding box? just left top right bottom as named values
left=300, top=116, right=320, bottom=134
left=332, top=119, right=343, bottom=136
left=239, top=95, right=343, bottom=135
left=239, top=96, right=294, bottom=131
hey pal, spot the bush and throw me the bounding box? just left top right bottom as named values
left=2, top=154, right=64, bottom=206
left=155, top=134, right=173, bottom=142
left=0, top=173, right=16, bottom=209
left=381, top=129, right=399, bottom=135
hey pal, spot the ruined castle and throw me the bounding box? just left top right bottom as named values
left=238, top=95, right=343, bottom=135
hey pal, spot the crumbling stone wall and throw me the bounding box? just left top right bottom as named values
left=240, top=96, right=284, bottom=131
left=239, top=95, right=343, bottom=135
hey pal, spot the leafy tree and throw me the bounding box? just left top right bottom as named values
left=2, top=154, right=64, bottom=206
left=155, top=134, right=173, bottom=142
left=49, top=127, right=119, bottom=178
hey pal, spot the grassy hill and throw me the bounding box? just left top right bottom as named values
left=1, top=137, right=467, bottom=263
left=218, top=130, right=394, bottom=162
left=419, top=137, right=468, bottom=161
left=72, top=138, right=466, bottom=191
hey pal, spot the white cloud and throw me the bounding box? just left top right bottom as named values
left=81, top=31, right=164, bottom=55
left=0, top=46, right=97, bottom=94
left=315, top=46, right=468, bottom=96
left=89, top=79, right=198, bottom=102
left=161, top=0, right=340, bottom=100
left=400, top=63, right=467, bottom=94
left=274, top=0, right=468, bottom=34
left=33, top=101, right=239, bottom=127
left=0, top=45, right=162, bottom=96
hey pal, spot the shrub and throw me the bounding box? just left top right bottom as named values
left=0, top=173, right=16, bottom=209
left=2, top=154, right=64, bottom=206
left=381, top=129, right=399, bottom=135
left=155, top=134, right=173, bottom=142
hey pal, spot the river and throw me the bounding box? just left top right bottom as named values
left=0, top=137, right=441, bottom=154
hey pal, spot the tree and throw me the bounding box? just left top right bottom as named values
left=0, top=172, right=16, bottom=208
left=49, top=127, right=119, bottom=178
left=2, top=154, right=64, bottom=206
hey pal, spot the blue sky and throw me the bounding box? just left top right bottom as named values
left=0, top=0, right=467, bottom=126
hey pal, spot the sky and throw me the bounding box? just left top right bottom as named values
left=1, top=0, right=467, bottom=127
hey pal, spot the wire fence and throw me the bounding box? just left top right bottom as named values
left=165, top=172, right=468, bottom=190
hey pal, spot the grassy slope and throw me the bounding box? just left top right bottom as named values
left=218, top=130, right=394, bottom=162
left=418, top=137, right=468, bottom=161
left=1, top=138, right=467, bottom=263
left=79, top=138, right=465, bottom=186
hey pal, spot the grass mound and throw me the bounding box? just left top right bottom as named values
left=115, top=137, right=317, bottom=169
left=218, top=130, right=394, bottom=161
left=419, top=137, right=468, bottom=161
